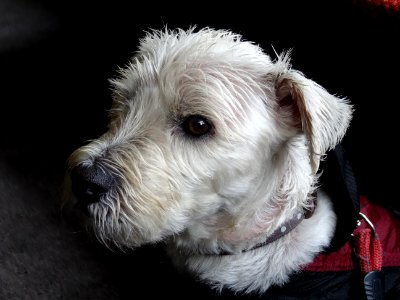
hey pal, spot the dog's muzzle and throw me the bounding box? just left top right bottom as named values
left=70, top=163, right=115, bottom=208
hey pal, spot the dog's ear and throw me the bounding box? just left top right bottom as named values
left=274, top=57, right=353, bottom=173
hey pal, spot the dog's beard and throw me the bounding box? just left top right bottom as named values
left=78, top=191, right=151, bottom=249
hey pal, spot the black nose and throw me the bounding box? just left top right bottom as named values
left=70, top=164, right=114, bottom=205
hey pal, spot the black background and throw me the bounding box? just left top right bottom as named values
left=0, top=0, right=399, bottom=299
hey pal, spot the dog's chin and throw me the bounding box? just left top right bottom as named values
left=77, top=205, right=165, bottom=250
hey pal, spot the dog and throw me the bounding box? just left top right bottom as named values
left=64, top=27, right=354, bottom=294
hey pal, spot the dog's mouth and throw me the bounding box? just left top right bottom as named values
left=71, top=182, right=108, bottom=218
left=75, top=201, right=96, bottom=218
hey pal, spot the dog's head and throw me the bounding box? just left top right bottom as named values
left=65, top=28, right=352, bottom=249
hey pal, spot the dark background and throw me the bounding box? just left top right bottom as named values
left=0, top=1, right=399, bottom=299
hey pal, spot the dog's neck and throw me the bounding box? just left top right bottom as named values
left=179, top=194, right=317, bottom=256
left=213, top=196, right=316, bottom=255
left=169, top=192, right=336, bottom=294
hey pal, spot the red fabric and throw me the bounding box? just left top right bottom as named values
left=304, top=195, right=400, bottom=272
left=353, top=228, right=382, bottom=274
left=367, top=0, right=400, bottom=11
left=353, top=0, right=400, bottom=12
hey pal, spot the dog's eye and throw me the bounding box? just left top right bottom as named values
left=181, top=115, right=212, bottom=137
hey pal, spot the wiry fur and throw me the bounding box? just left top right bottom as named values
left=65, top=27, right=353, bottom=294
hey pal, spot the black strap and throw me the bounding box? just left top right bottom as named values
left=319, top=143, right=360, bottom=251
left=334, top=144, right=360, bottom=213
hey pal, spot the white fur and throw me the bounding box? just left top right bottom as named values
left=66, top=27, right=353, bottom=294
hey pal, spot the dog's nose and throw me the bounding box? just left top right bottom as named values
left=70, top=164, right=114, bottom=205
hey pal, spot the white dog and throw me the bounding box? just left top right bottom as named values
left=66, top=27, right=353, bottom=294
